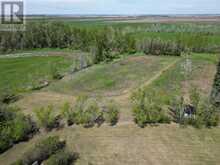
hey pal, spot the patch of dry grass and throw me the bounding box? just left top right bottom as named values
left=0, top=124, right=219, bottom=165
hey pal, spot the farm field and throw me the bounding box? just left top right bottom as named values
left=0, top=16, right=220, bottom=165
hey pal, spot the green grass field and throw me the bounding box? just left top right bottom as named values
left=0, top=49, right=93, bottom=94
left=0, top=56, right=72, bottom=93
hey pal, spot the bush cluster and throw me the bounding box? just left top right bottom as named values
left=0, top=105, right=37, bottom=153
left=61, top=96, right=102, bottom=127
left=12, top=136, right=78, bottom=165
left=61, top=97, right=119, bottom=127
left=44, top=150, right=79, bottom=165
left=34, top=105, right=60, bottom=131
left=11, top=136, right=66, bottom=165
left=103, top=101, right=120, bottom=126
left=131, top=89, right=171, bottom=127
left=170, top=88, right=219, bottom=128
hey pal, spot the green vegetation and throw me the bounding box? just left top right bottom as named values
left=60, top=102, right=73, bottom=126
left=170, top=88, right=219, bottom=128
left=34, top=105, right=59, bottom=131
left=73, top=96, right=102, bottom=127
left=211, top=58, right=220, bottom=106
left=1, top=21, right=220, bottom=57
left=61, top=97, right=120, bottom=127
left=131, top=89, right=171, bottom=127
left=0, top=104, right=37, bottom=153
left=103, top=100, right=119, bottom=126
left=136, top=38, right=182, bottom=56
left=11, top=136, right=65, bottom=165
left=0, top=56, right=72, bottom=93
left=50, top=55, right=176, bottom=95
left=60, top=96, right=102, bottom=127
left=44, top=150, right=78, bottom=165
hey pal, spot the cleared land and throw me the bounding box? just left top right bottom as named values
left=0, top=52, right=219, bottom=165
left=14, top=55, right=178, bottom=120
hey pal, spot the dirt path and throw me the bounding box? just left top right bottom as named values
left=105, top=58, right=180, bottom=98
left=107, top=58, right=180, bottom=124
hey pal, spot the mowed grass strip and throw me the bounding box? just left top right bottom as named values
left=0, top=56, right=72, bottom=93
left=0, top=124, right=219, bottom=165
left=49, top=55, right=178, bottom=96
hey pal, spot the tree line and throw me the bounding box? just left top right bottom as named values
left=0, top=22, right=184, bottom=61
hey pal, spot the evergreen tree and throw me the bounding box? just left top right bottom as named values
left=211, top=59, right=220, bottom=107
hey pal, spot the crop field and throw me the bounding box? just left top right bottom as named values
left=0, top=16, right=220, bottom=165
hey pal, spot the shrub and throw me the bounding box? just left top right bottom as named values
left=103, top=101, right=119, bottom=126
left=11, top=114, right=37, bottom=142
left=34, top=105, right=59, bottom=131
left=60, top=102, right=75, bottom=126
left=83, top=99, right=102, bottom=127
left=188, top=88, right=219, bottom=128
left=169, top=96, right=185, bottom=124
left=0, top=106, right=37, bottom=153
left=189, top=87, right=201, bottom=109
left=74, top=97, right=102, bottom=127
left=72, top=95, right=88, bottom=125
left=131, top=89, right=171, bottom=127
left=0, top=126, right=13, bottom=153
left=196, top=100, right=219, bottom=128
left=61, top=96, right=104, bottom=127
left=44, top=150, right=79, bottom=165
left=171, top=88, right=219, bottom=128
left=0, top=103, right=15, bottom=124
left=50, top=62, right=63, bottom=80
left=15, top=136, right=65, bottom=165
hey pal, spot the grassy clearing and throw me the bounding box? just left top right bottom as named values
left=0, top=49, right=93, bottom=94
left=0, top=55, right=72, bottom=93
left=49, top=55, right=178, bottom=96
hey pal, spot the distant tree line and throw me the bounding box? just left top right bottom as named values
left=0, top=22, right=219, bottom=61
left=0, top=22, right=181, bottom=60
